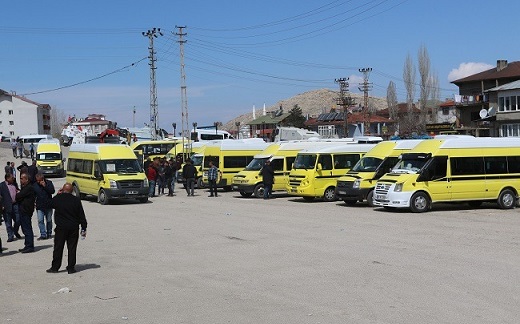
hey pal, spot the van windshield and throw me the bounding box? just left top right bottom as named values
left=391, top=158, right=427, bottom=174
left=99, top=159, right=142, bottom=174
left=36, top=153, right=61, bottom=161
left=190, top=155, right=203, bottom=166
left=245, top=158, right=268, bottom=171
left=351, top=157, right=383, bottom=172
left=294, top=154, right=317, bottom=169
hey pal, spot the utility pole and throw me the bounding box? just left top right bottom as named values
left=176, top=26, right=189, bottom=159
left=142, top=28, right=163, bottom=140
left=335, top=78, right=354, bottom=138
left=358, top=67, right=373, bottom=135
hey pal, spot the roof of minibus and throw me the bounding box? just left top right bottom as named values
left=130, top=139, right=179, bottom=149
left=69, top=144, right=136, bottom=158
left=298, top=143, right=376, bottom=154
left=203, top=138, right=269, bottom=151
left=407, top=137, right=520, bottom=154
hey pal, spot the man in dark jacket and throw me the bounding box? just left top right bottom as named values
left=182, top=159, right=197, bottom=196
left=15, top=173, right=36, bottom=253
left=0, top=173, right=22, bottom=242
left=260, top=160, right=275, bottom=199
left=47, top=183, right=87, bottom=274
left=27, top=160, right=39, bottom=183
left=33, top=173, right=55, bottom=240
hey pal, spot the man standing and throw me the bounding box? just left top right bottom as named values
left=207, top=160, right=221, bottom=197
left=164, top=159, right=175, bottom=196
left=5, top=162, right=11, bottom=174
left=15, top=173, right=35, bottom=253
left=17, top=141, right=24, bottom=159
left=146, top=158, right=158, bottom=197
left=27, top=160, right=39, bottom=183
left=33, top=173, right=55, bottom=240
left=10, top=140, right=17, bottom=158
left=182, top=159, right=197, bottom=196
left=260, top=159, right=275, bottom=200
left=29, top=143, right=35, bottom=160
left=46, top=183, right=87, bottom=274
left=0, top=173, right=22, bottom=242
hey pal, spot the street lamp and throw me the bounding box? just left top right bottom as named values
left=214, top=121, right=219, bottom=135
left=172, top=123, right=176, bottom=137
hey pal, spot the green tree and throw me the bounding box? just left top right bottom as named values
left=285, top=104, right=306, bottom=128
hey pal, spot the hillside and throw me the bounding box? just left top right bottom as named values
left=223, top=88, right=387, bottom=131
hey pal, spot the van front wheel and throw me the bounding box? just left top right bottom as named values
left=498, top=189, right=516, bottom=209
left=409, top=192, right=430, bottom=213
left=98, top=189, right=110, bottom=205
left=366, top=190, right=375, bottom=207
left=323, top=187, right=337, bottom=202
left=253, top=184, right=264, bottom=198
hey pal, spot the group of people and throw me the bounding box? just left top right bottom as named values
left=0, top=165, right=88, bottom=274
left=145, top=156, right=183, bottom=197
left=144, top=156, right=223, bottom=198
left=10, top=139, right=35, bottom=160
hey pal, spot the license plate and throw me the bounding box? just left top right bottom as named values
left=376, top=194, right=385, bottom=200
left=338, top=190, right=346, bottom=195
left=232, top=186, right=238, bottom=190
left=291, top=188, right=297, bottom=193
left=43, top=170, right=52, bottom=173
left=126, top=190, right=138, bottom=195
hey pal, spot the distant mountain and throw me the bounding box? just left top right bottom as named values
left=223, top=88, right=388, bottom=131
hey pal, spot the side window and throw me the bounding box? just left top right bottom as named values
left=204, top=156, right=219, bottom=168
left=451, top=157, right=484, bottom=175
left=508, top=156, right=520, bottom=173
left=484, top=157, right=507, bottom=174
left=429, top=156, right=447, bottom=180
left=84, top=160, right=93, bottom=174
left=334, top=154, right=361, bottom=169
left=67, top=158, right=76, bottom=172
left=319, top=154, right=333, bottom=170
left=224, top=156, right=253, bottom=168
left=270, top=159, right=284, bottom=172
left=286, top=157, right=296, bottom=171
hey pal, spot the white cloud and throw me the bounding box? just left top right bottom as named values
left=348, top=74, right=365, bottom=91
left=448, top=62, right=494, bottom=82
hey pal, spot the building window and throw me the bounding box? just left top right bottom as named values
left=9, top=121, right=14, bottom=125
left=500, top=124, right=520, bottom=137
left=442, top=107, right=450, bottom=115
left=499, top=95, right=520, bottom=112
left=9, top=131, right=14, bottom=136
left=8, top=110, right=13, bottom=115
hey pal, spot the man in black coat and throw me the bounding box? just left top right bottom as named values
left=47, top=183, right=87, bottom=274
left=33, top=173, right=55, bottom=240
left=15, top=173, right=36, bottom=253
left=260, top=160, right=275, bottom=199
left=182, top=159, right=197, bottom=196
left=0, top=173, right=22, bottom=242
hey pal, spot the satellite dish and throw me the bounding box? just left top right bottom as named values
left=488, top=106, right=496, bottom=116
left=479, top=109, right=488, bottom=119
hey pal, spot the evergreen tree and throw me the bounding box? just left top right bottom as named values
left=285, top=105, right=306, bottom=128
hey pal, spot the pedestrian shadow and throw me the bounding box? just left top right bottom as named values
left=75, top=263, right=101, bottom=272
left=0, top=250, right=18, bottom=256
left=34, top=244, right=53, bottom=252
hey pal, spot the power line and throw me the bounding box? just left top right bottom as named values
left=19, top=57, right=147, bottom=96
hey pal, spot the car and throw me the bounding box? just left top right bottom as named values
left=1, top=135, right=12, bottom=142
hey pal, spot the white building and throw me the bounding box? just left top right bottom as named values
left=0, top=89, right=51, bottom=138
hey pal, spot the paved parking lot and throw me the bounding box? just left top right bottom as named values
left=1, top=144, right=519, bottom=323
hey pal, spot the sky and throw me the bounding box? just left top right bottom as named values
left=2, top=0, right=519, bottom=132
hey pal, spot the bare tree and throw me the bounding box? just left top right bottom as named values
left=429, top=72, right=440, bottom=123
left=386, top=81, right=399, bottom=134
left=50, top=106, right=67, bottom=139
left=418, top=45, right=432, bottom=130
left=402, top=53, right=416, bottom=134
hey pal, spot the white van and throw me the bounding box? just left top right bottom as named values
left=19, top=134, right=53, bottom=148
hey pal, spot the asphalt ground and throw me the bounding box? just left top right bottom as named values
left=0, top=142, right=519, bottom=323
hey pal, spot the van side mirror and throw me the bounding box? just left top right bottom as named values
left=316, top=163, right=322, bottom=171
left=94, top=170, right=102, bottom=179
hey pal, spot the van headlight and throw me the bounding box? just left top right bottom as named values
left=109, top=180, right=118, bottom=189
left=143, top=179, right=149, bottom=187
left=394, top=183, right=403, bottom=192
left=353, top=179, right=361, bottom=189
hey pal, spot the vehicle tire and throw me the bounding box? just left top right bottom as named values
left=323, top=186, right=337, bottom=202
left=73, top=184, right=81, bottom=199
left=223, top=186, right=232, bottom=192
left=253, top=184, right=265, bottom=198
left=497, top=189, right=516, bottom=209
left=239, top=191, right=253, bottom=198
left=303, top=196, right=314, bottom=202
left=409, top=191, right=430, bottom=213
left=343, top=199, right=357, bottom=206
left=98, top=189, right=110, bottom=205
left=468, top=201, right=483, bottom=208
left=197, top=177, right=205, bottom=189
left=138, top=197, right=148, bottom=203
left=366, top=190, right=375, bottom=207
